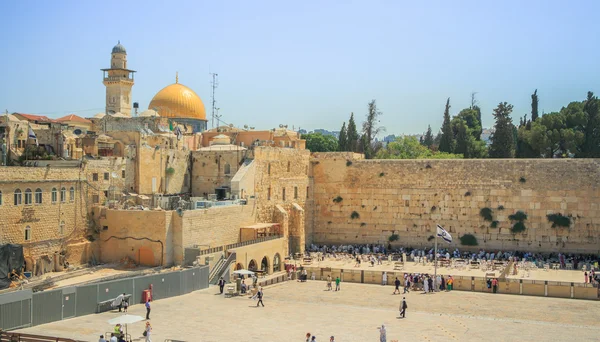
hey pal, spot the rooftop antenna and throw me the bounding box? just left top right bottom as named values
left=210, top=72, right=219, bottom=129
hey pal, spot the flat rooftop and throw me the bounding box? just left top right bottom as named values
left=15, top=280, right=600, bottom=341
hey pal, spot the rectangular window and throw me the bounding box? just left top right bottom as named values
left=294, top=186, right=298, bottom=199
left=104, top=173, right=109, bottom=180
left=306, top=187, right=309, bottom=198
left=35, top=191, right=42, bottom=204
left=93, top=173, right=98, bottom=181
left=122, top=170, right=126, bottom=178
left=92, top=195, right=99, bottom=204
left=52, top=190, right=57, bottom=203
left=24, top=191, right=32, bottom=205
left=282, top=188, right=286, bottom=201
left=24, top=227, right=31, bottom=241
left=103, top=190, right=108, bottom=198
left=267, top=187, right=271, bottom=201
left=103, top=226, right=108, bottom=231
left=287, top=161, right=291, bottom=172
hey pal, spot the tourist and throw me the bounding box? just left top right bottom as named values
left=404, top=277, right=410, bottom=294
left=393, top=277, right=400, bottom=294
left=440, top=275, right=445, bottom=291
left=378, top=324, right=387, bottom=342
left=110, top=333, right=117, bottom=342
left=218, top=277, right=226, bottom=294
left=330, top=336, right=335, bottom=341
left=423, top=276, right=429, bottom=293
left=447, top=276, right=453, bottom=291
left=113, top=324, right=122, bottom=337
left=306, top=332, right=311, bottom=342
left=123, top=298, right=129, bottom=312
left=492, top=278, right=498, bottom=293
left=584, top=271, right=588, bottom=283
left=144, top=322, right=152, bottom=342
left=428, top=276, right=434, bottom=293
left=335, top=276, right=341, bottom=291
left=145, top=299, right=151, bottom=320
left=327, top=275, right=333, bottom=290
left=98, top=335, right=106, bottom=342
left=311, top=336, right=316, bottom=341
left=241, top=281, right=247, bottom=294
left=256, top=287, right=265, bottom=307
left=486, top=278, right=492, bottom=292
left=382, top=271, right=388, bottom=286
left=400, top=297, right=407, bottom=318
left=113, top=293, right=126, bottom=312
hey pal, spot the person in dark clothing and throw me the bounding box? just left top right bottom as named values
left=393, top=277, right=401, bottom=294
left=256, top=288, right=265, bottom=307
left=399, top=297, right=407, bottom=318
left=145, top=299, right=151, bottom=320
left=218, top=277, right=226, bottom=294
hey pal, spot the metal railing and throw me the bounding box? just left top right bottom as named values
left=198, top=235, right=282, bottom=256
left=210, top=252, right=237, bottom=285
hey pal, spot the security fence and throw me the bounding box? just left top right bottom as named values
left=0, top=266, right=208, bottom=331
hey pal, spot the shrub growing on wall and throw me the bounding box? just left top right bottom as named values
left=511, top=221, right=526, bottom=233
left=388, top=233, right=399, bottom=242
left=427, top=235, right=435, bottom=242
left=491, top=221, right=499, bottom=228
left=480, top=208, right=493, bottom=222
left=547, top=213, right=571, bottom=228
left=508, top=211, right=528, bottom=222
left=166, top=167, right=175, bottom=175
left=350, top=211, right=360, bottom=219
left=509, top=210, right=528, bottom=233
left=460, top=234, right=478, bottom=246
left=333, top=196, right=343, bottom=203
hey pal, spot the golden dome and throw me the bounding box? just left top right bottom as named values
left=148, top=80, right=206, bottom=120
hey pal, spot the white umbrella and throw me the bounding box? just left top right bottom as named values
left=108, top=314, right=144, bottom=338
left=233, top=269, right=255, bottom=276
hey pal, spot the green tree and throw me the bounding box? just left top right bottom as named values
left=450, top=108, right=487, bottom=158
left=338, top=122, right=347, bottom=151
left=489, top=102, right=516, bottom=158
left=362, top=100, right=385, bottom=159
left=301, top=133, right=339, bottom=152
left=531, top=89, right=539, bottom=122
left=580, top=91, right=600, bottom=157
left=422, top=125, right=434, bottom=148
left=376, top=136, right=463, bottom=159
left=439, top=98, right=454, bottom=153
left=346, top=113, right=359, bottom=152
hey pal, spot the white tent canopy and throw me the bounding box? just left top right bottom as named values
left=108, top=314, right=145, bottom=325
left=233, top=269, right=255, bottom=276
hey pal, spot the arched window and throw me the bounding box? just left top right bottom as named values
left=51, top=188, right=57, bottom=203
left=24, top=188, right=32, bottom=205
left=69, top=187, right=75, bottom=202
left=14, top=189, right=22, bottom=205
left=60, top=187, right=66, bottom=203
left=224, top=163, right=231, bottom=175
left=35, top=188, right=42, bottom=204
left=59, top=221, right=65, bottom=235
left=273, top=253, right=281, bottom=272
left=24, top=226, right=31, bottom=241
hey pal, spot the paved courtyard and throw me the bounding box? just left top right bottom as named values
left=16, top=280, right=600, bottom=341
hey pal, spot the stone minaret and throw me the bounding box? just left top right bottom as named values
left=101, top=41, right=136, bottom=116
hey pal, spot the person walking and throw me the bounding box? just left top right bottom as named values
left=404, top=277, right=411, bottom=294
left=123, top=298, right=129, bottom=313
left=378, top=324, right=387, bottom=342
left=492, top=278, right=498, bottom=293
left=400, top=297, right=407, bottom=318
left=382, top=272, right=388, bottom=286
left=393, top=277, right=401, bottom=294
left=305, top=333, right=311, bottom=342
left=327, top=275, right=332, bottom=291
left=256, top=287, right=265, bottom=307
left=143, top=322, right=152, bottom=342
left=335, top=276, right=341, bottom=291
left=218, top=277, right=226, bottom=294
left=145, top=299, right=151, bottom=320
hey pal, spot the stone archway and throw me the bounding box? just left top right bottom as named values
left=261, top=256, right=270, bottom=274
left=248, top=259, right=258, bottom=271
left=235, top=263, right=243, bottom=270
left=273, top=253, right=281, bottom=272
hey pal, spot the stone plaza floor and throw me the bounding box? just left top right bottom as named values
left=15, top=280, right=600, bottom=341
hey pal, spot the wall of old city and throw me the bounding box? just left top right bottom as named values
left=0, top=166, right=91, bottom=272
left=136, top=144, right=190, bottom=195
left=83, top=158, right=128, bottom=205
left=309, top=154, right=600, bottom=254
left=252, top=147, right=311, bottom=253
left=190, top=149, right=247, bottom=197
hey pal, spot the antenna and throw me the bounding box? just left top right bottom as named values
left=210, top=73, right=219, bottom=129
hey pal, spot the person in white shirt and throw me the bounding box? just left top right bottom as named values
left=110, top=333, right=117, bottom=342
left=98, top=335, right=107, bottom=342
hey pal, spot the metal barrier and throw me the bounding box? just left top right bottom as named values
left=0, top=266, right=209, bottom=331
left=0, top=330, right=85, bottom=342
left=198, top=235, right=282, bottom=256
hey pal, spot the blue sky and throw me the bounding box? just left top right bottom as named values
left=0, top=0, right=598, bottom=135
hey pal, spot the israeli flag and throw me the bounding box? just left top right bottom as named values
left=28, top=127, right=38, bottom=146
left=437, top=224, right=452, bottom=243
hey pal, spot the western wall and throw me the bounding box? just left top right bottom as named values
left=307, top=153, right=600, bottom=254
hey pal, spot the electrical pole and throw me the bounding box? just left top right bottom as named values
left=210, top=73, right=218, bottom=129
left=2, top=109, right=7, bottom=166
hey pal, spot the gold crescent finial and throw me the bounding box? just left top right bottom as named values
left=176, top=72, right=178, bottom=84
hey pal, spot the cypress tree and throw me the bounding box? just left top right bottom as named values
left=454, top=120, right=469, bottom=156
left=346, top=113, right=359, bottom=152
left=439, top=98, right=454, bottom=153
left=423, top=125, right=434, bottom=148
left=338, top=122, right=347, bottom=151
left=531, top=89, right=539, bottom=122
left=581, top=91, right=600, bottom=157
left=489, top=102, right=516, bottom=158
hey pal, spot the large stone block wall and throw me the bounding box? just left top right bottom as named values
left=310, top=155, right=600, bottom=253
left=190, top=149, right=246, bottom=197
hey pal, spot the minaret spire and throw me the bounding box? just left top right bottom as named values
left=176, top=72, right=179, bottom=84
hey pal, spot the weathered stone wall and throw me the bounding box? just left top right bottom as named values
left=84, top=158, right=127, bottom=205
left=310, top=155, right=600, bottom=253
left=190, top=149, right=247, bottom=197
left=136, top=144, right=190, bottom=195
left=253, top=147, right=311, bottom=253
left=0, top=166, right=90, bottom=269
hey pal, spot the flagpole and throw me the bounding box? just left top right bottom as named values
left=434, top=226, right=438, bottom=292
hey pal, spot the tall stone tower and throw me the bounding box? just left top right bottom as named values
left=101, top=41, right=135, bottom=116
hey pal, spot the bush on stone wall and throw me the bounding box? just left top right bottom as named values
left=389, top=233, right=399, bottom=242
left=511, top=221, right=527, bottom=233
left=497, top=205, right=504, bottom=210
left=508, top=211, right=528, bottom=222
left=491, top=221, right=499, bottom=228
left=379, top=172, right=385, bottom=177
left=166, top=167, right=175, bottom=175
left=350, top=211, right=360, bottom=219
left=480, top=208, right=493, bottom=222
left=346, top=160, right=353, bottom=166
left=333, top=196, right=343, bottom=203
left=547, top=213, right=571, bottom=228
left=460, top=234, right=478, bottom=246
left=427, top=235, right=435, bottom=242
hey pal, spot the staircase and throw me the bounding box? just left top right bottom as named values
left=209, top=252, right=237, bottom=285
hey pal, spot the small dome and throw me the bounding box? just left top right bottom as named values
left=211, top=134, right=231, bottom=145
left=112, top=41, right=126, bottom=54
left=139, top=109, right=159, bottom=117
